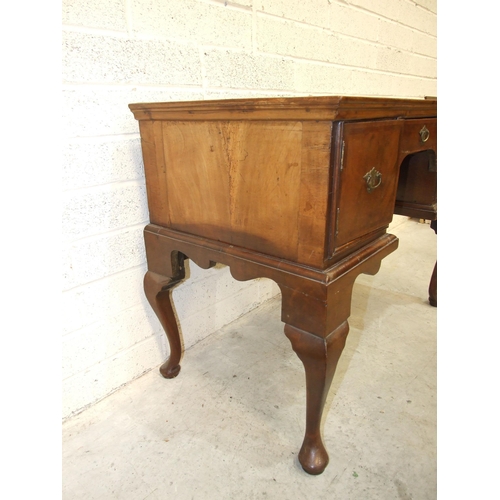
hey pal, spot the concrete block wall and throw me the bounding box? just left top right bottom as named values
left=62, top=0, right=437, bottom=419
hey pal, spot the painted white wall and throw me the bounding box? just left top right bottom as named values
left=62, top=0, right=437, bottom=419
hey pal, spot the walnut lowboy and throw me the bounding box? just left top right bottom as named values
left=129, top=96, right=437, bottom=475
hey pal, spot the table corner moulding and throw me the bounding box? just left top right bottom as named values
left=129, top=96, right=437, bottom=475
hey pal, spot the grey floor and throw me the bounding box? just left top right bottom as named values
left=62, top=217, right=437, bottom=500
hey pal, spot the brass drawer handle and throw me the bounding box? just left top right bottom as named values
left=419, top=125, right=430, bottom=143
left=363, top=167, right=382, bottom=193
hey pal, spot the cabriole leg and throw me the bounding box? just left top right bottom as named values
left=144, top=271, right=185, bottom=378
left=428, top=262, right=437, bottom=307
left=429, top=219, right=437, bottom=307
left=284, top=321, right=350, bottom=475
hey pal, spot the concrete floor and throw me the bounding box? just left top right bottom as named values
left=62, top=217, right=437, bottom=500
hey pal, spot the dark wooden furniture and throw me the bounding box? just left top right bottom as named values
left=129, top=96, right=437, bottom=475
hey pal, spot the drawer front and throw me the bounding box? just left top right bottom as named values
left=399, top=117, right=437, bottom=158
left=331, top=120, right=403, bottom=252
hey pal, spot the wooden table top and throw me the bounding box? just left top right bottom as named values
left=129, top=95, right=437, bottom=122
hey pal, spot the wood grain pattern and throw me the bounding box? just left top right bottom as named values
left=146, top=120, right=333, bottom=266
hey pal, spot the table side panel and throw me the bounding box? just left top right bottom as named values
left=148, top=120, right=332, bottom=266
